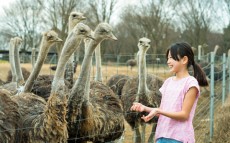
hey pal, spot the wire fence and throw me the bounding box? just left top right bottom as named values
left=0, top=52, right=229, bottom=143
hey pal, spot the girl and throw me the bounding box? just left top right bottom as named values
left=130, top=42, right=208, bottom=143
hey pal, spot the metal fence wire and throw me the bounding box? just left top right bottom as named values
left=0, top=52, right=229, bottom=143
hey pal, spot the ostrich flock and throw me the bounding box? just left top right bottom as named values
left=0, top=10, right=227, bottom=143
left=3, top=10, right=227, bottom=143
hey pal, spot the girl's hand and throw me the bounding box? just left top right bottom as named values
left=141, top=108, right=158, bottom=122
left=130, top=102, right=145, bottom=112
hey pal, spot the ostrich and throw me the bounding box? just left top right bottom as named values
left=121, top=37, right=163, bottom=143
left=106, top=74, right=130, bottom=98
left=13, top=37, right=26, bottom=86
left=0, top=37, right=23, bottom=94
left=94, top=43, right=103, bottom=82
left=21, top=30, right=63, bottom=94
left=7, top=67, right=30, bottom=83
left=106, top=54, right=139, bottom=97
left=106, top=56, right=137, bottom=95
left=11, top=23, right=93, bottom=142
left=126, top=58, right=137, bottom=70
left=50, top=61, right=77, bottom=73
left=9, top=38, right=16, bottom=82
left=196, top=45, right=225, bottom=81
left=30, top=12, right=86, bottom=100
left=6, top=38, right=30, bottom=83
left=50, top=11, right=85, bottom=77
left=0, top=89, right=20, bottom=143
left=67, top=23, right=124, bottom=143
left=65, top=11, right=86, bottom=85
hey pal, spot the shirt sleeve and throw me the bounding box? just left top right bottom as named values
left=184, top=77, right=200, bottom=99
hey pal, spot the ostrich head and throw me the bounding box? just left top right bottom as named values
left=69, top=12, right=86, bottom=32
left=72, top=23, right=94, bottom=40
left=137, top=37, right=151, bottom=52
left=93, top=23, right=117, bottom=42
left=13, top=37, right=23, bottom=47
left=42, top=30, right=63, bottom=47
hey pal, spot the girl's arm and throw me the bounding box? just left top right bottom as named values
left=131, top=87, right=198, bottom=122
left=156, top=87, right=198, bottom=121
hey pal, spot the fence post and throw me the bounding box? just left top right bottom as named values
left=209, top=52, right=215, bottom=142
left=116, top=55, right=120, bottom=74
left=228, top=50, right=230, bottom=95
left=222, top=53, right=226, bottom=105
left=31, top=48, right=36, bottom=68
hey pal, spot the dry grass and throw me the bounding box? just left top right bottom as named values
left=0, top=62, right=222, bottom=143
left=0, top=62, right=170, bottom=142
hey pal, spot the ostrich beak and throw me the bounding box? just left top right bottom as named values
left=81, top=16, right=86, bottom=20
left=86, top=35, right=95, bottom=40
left=109, top=33, right=117, bottom=41
left=56, top=37, right=63, bottom=42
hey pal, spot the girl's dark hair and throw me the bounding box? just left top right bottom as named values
left=166, top=42, right=208, bottom=86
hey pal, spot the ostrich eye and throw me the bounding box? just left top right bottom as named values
left=100, top=29, right=107, bottom=33
left=72, top=14, right=78, bottom=18
left=80, top=29, right=86, bottom=33
left=47, top=35, right=54, bottom=41
left=139, top=41, right=143, bottom=44
left=148, top=42, right=151, bottom=44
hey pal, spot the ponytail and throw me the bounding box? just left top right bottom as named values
left=193, top=62, right=208, bottom=87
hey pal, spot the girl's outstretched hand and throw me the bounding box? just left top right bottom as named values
left=141, top=108, right=158, bottom=122
left=130, top=102, right=145, bottom=112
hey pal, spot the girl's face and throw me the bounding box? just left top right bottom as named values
left=167, top=51, right=184, bottom=74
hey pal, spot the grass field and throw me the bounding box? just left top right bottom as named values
left=0, top=62, right=227, bottom=143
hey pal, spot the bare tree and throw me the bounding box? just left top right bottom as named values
left=43, top=0, right=84, bottom=57
left=85, top=0, right=118, bottom=27
left=0, top=0, right=43, bottom=53
left=175, top=0, right=215, bottom=49
left=117, top=0, right=179, bottom=56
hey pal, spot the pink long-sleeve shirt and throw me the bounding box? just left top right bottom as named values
left=155, top=76, right=200, bottom=143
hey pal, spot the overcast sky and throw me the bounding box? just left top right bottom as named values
left=0, top=0, right=15, bottom=16
left=0, top=0, right=140, bottom=16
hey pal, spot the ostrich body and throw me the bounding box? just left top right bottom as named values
left=106, top=74, right=130, bottom=98
left=7, top=67, right=30, bottom=83
left=126, top=58, right=137, bottom=70
left=65, top=11, right=86, bottom=85
left=121, top=37, right=163, bottom=143
left=11, top=24, right=92, bottom=142
left=0, top=89, right=20, bottom=143
left=67, top=23, right=124, bottom=143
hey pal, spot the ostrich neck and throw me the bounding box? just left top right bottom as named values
left=65, top=23, right=79, bottom=84
left=95, top=43, right=103, bottom=82
left=52, top=36, right=82, bottom=92
left=9, top=42, right=16, bottom=82
left=138, top=50, right=148, bottom=94
left=70, top=40, right=101, bottom=101
left=23, top=41, right=51, bottom=92
left=14, top=44, right=24, bottom=85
